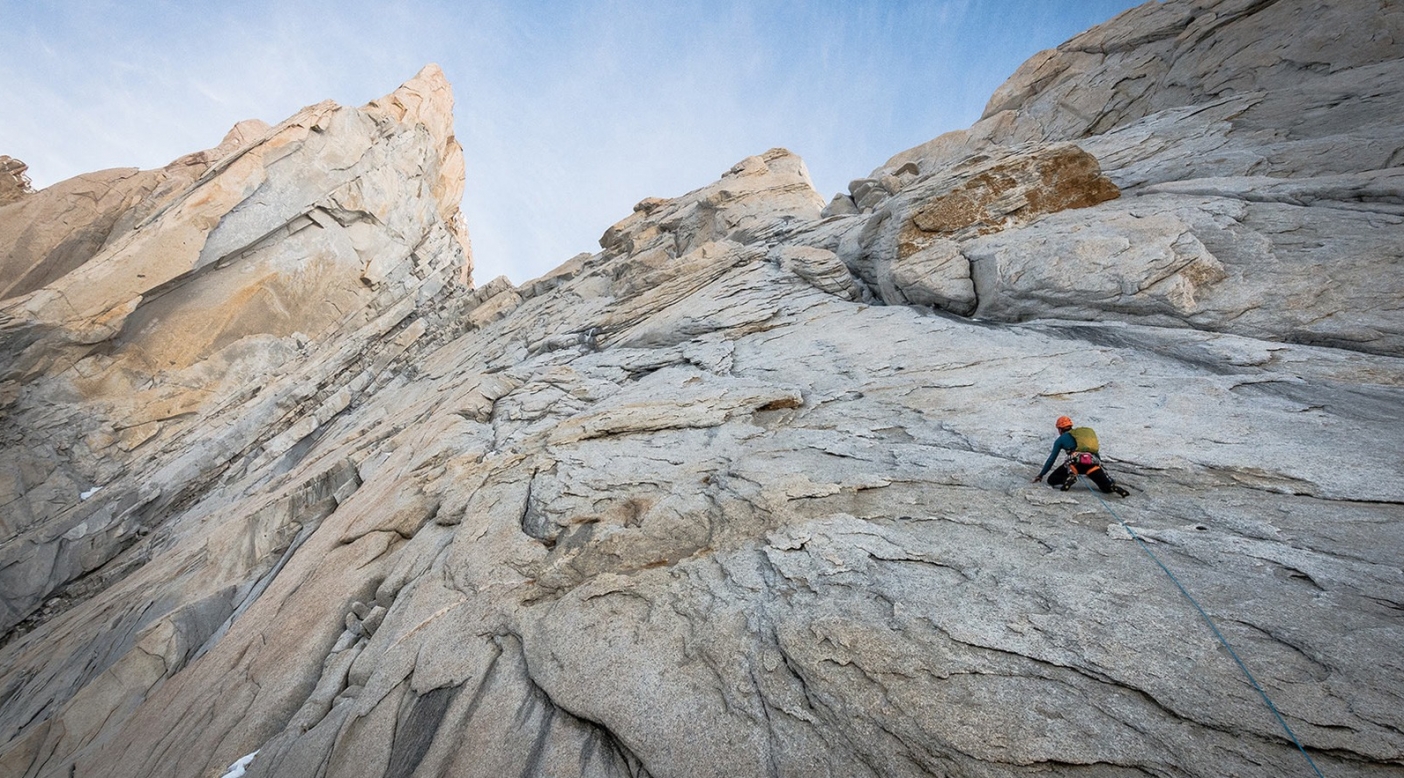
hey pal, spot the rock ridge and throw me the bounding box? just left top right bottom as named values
left=0, top=64, right=471, bottom=642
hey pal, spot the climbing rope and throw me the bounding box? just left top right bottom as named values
left=1077, top=477, right=1327, bottom=778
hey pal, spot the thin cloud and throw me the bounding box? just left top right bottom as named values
left=0, top=0, right=1145, bottom=286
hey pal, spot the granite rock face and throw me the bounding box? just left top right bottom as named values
left=844, top=0, right=1404, bottom=356
left=1, top=4, right=1403, bottom=778
left=0, top=64, right=470, bottom=638
left=0, top=121, right=271, bottom=301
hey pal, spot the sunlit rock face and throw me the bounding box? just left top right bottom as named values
left=0, top=64, right=470, bottom=638
left=1, top=3, right=1402, bottom=778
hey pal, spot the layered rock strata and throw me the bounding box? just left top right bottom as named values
left=1, top=3, right=1402, bottom=778
left=0, top=64, right=470, bottom=638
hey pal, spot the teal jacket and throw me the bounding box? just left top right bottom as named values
left=1038, top=431, right=1078, bottom=477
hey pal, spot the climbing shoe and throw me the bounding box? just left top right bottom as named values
left=1113, top=485, right=1130, bottom=497
left=1059, top=481, right=1073, bottom=492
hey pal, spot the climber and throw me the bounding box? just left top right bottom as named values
left=1032, top=416, right=1130, bottom=496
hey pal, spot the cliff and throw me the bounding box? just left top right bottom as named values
left=1, top=2, right=1401, bottom=777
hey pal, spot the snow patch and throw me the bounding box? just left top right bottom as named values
left=219, top=751, right=258, bottom=778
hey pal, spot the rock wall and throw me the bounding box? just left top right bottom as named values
left=835, top=0, right=1404, bottom=356
left=1, top=3, right=1401, bottom=778
left=0, top=64, right=470, bottom=639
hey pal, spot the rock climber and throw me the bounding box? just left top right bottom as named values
left=1032, top=416, right=1130, bottom=496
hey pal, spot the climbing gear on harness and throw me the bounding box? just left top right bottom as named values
left=1079, top=479, right=1325, bottom=777
left=1069, top=427, right=1100, bottom=454
left=1066, top=452, right=1105, bottom=481
left=1056, top=415, right=1073, bottom=430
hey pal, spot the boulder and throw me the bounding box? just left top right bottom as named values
left=845, top=142, right=1120, bottom=312
left=771, top=245, right=864, bottom=301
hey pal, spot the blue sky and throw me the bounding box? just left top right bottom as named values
left=0, top=1, right=1144, bottom=284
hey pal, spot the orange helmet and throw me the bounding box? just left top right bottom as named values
left=1055, top=416, right=1073, bottom=430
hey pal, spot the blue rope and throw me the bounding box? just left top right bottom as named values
left=1077, top=476, right=1326, bottom=778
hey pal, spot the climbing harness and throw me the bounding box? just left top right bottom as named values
left=1075, top=476, right=1327, bottom=778
left=1070, top=452, right=1100, bottom=473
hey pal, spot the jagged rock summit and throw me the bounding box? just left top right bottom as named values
left=0, top=63, right=469, bottom=647
left=2, top=4, right=1402, bottom=778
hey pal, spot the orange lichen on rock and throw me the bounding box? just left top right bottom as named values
left=898, top=143, right=1119, bottom=257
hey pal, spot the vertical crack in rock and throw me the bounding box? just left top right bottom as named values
left=509, top=631, right=654, bottom=778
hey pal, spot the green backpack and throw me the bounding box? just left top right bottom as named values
left=1069, top=427, right=1100, bottom=455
